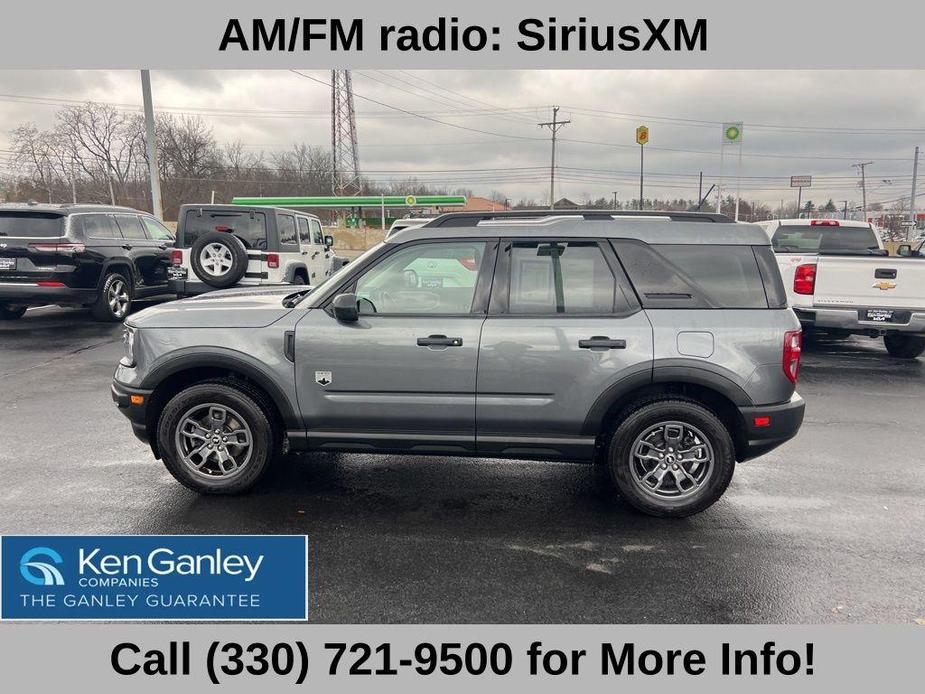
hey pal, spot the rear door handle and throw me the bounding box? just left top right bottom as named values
left=578, top=336, right=626, bottom=349
left=417, top=334, right=463, bottom=347
left=121, top=244, right=133, bottom=250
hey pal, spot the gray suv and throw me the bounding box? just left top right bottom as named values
left=112, top=211, right=805, bottom=517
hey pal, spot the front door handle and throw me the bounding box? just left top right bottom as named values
left=417, top=334, right=463, bottom=347
left=578, top=336, right=626, bottom=349
left=121, top=244, right=133, bottom=250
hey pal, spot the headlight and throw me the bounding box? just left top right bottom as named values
left=121, top=326, right=136, bottom=366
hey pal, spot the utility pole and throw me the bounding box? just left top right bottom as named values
left=612, top=191, right=618, bottom=210
left=840, top=200, right=849, bottom=220
left=698, top=171, right=703, bottom=205
left=538, top=106, right=570, bottom=209
left=853, top=161, right=873, bottom=223
left=140, top=70, right=163, bottom=220
left=909, top=146, right=919, bottom=240
left=331, top=69, right=361, bottom=196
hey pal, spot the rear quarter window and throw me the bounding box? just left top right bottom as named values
left=612, top=240, right=771, bottom=309
left=180, top=210, right=268, bottom=250
left=0, top=212, right=65, bottom=238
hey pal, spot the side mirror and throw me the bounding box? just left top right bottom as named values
left=332, top=293, right=358, bottom=323
left=897, top=244, right=912, bottom=257
left=324, top=234, right=334, bottom=248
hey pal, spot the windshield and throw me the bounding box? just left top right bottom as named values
left=771, top=225, right=878, bottom=253
left=180, top=210, right=268, bottom=249
left=0, top=212, right=66, bottom=237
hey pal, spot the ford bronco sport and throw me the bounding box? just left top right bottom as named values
left=112, top=210, right=805, bottom=517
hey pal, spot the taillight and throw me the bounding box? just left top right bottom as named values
left=170, top=249, right=183, bottom=265
left=28, top=242, right=85, bottom=254
left=783, top=330, right=802, bottom=384
left=810, top=219, right=839, bottom=226
left=793, top=263, right=816, bottom=295
left=267, top=253, right=280, bottom=269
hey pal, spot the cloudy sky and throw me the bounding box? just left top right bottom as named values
left=1, top=69, right=923, bottom=211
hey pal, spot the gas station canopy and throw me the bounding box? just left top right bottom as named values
left=231, top=195, right=467, bottom=208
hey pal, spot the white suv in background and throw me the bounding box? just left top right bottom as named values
left=168, top=204, right=346, bottom=296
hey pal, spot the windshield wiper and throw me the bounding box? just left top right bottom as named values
left=282, top=288, right=313, bottom=308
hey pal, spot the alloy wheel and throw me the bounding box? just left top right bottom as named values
left=629, top=420, right=714, bottom=499
left=175, top=403, right=253, bottom=480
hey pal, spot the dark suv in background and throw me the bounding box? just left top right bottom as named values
left=0, top=203, right=175, bottom=321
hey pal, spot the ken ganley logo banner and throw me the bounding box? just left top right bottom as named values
left=0, top=535, right=308, bottom=620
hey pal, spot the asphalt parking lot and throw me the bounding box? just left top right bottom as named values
left=1, top=303, right=924, bottom=624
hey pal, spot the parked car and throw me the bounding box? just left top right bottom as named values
left=112, top=210, right=805, bottom=517
left=387, top=217, right=434, bottom=238
left=168, top=204, right=346, bottom=296
left=0, top=203, right=174, bottom=321
left=756, top=218, right=925, bottom=358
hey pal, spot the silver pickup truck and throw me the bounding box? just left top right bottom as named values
left=757, top=219, right=925, bottom=359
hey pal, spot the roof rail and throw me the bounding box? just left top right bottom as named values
left=424, top=209, right=734, bottom=227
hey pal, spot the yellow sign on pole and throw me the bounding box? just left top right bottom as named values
left=636, top=125, right=649, bottom=146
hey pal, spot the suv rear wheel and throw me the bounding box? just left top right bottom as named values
left=157, top=382, right=274, bottom=494
left=607, top=399, right=735, bottom=517
left=92, top=272, right=132, bottom=322
left=883, top=334, right=925, bottom=359
left=0, top=304, right=27, bottom=320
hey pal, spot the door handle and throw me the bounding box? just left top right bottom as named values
left=157, top=244, right=169, bottom=250
left=417, top=334, right=463, bottom=347
left=578, top=336, right=626, bottom=349
left=121, top=244, right=133, bottom=250
left=875, top=268, right=897, bottom=279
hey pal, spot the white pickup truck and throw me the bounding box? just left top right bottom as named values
left=756, top=218, right=925, bottom=359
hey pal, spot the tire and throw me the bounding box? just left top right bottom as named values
left=0, top=304, right=27, bottom=320
left=189, top=231, right=248, bottom=289
left=607, top=398, right=736, bottom=518
left=291, top=272, right=307, bottom=285
left=157, top=382, right=275, bottom=495
left=91, top=272, right=132, bottom=322
left=883, top=334, right=925, bottom=360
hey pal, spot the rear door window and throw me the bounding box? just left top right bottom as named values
left=297, top=217, right=312, bottom=245
left=508, top=241, right=616, bottom=314
left=771, top=225, right=878, bottom=253
left=114, top=214, right=148, bottom=240
left=0, top=212, right=65, bottom=238
left=278, top=214, right=298, bottom=247
left=78, top=214, right=122, bottom=239
left=181, top=210, right=268, bottom=250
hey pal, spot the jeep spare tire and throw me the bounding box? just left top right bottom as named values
left=190, top=231, right=249, bottom=288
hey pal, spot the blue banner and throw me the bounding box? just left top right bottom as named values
left=1, top=535, right=308, bottom=620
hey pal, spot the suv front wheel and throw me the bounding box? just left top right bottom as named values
left=157, top=382, right=274, bottom=494
left=607, top=399, right=735, bottom=517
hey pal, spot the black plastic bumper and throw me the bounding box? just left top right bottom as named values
left=0, top=283, right=96, bottom=307
left=167, top=279, right=214, bottom=297
left=737, top=393, right=805, bottom=462
left=111, top=380, right=153, bottom=445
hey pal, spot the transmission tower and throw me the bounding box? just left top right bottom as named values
left=330, top=69, right=361, bottom=196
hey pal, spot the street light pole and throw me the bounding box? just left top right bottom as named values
left=612, top=191, right=618, bottom=210
left=909, top=146, right=919, bottom=240
left=140, top=70, right=163, bottom=220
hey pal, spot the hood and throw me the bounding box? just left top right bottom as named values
left=127, top=285, right=312, bottom=329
